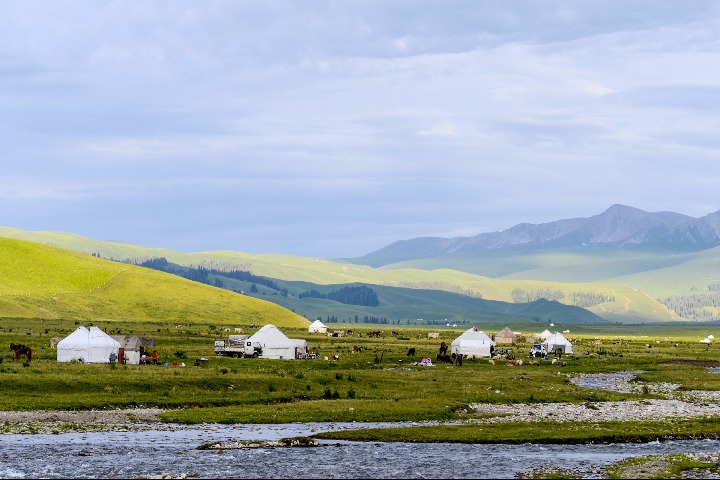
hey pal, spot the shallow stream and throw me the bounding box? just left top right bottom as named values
left=2, top=423, right=720, bottom=479
left=2, top=372, right=716, bottom=478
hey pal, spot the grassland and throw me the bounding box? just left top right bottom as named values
left=0, top=227, right=693, bottom=323
left=0, top=237, right=308, bottom=328
left=5, top=230, right=720, bottom=477
left=2, top=233, right=720, bottom=444
left=3, top=314, right=720, bottom=442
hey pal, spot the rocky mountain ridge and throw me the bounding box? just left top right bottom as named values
left=361, top=204, right=720, bottom=263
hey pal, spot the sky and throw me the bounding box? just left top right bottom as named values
left=2, top=1, right=720, bottom=259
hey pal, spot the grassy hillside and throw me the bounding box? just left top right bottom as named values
left=238, top=281, right=605, bottom=326
left=0, top=237, right=309, bottom=328
left=362, top=247, right=697, bottom=283
left=0, top=228, right=690, bottom=323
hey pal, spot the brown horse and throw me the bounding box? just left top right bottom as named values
left=10, top=343, right=32, bottom=362
left=439, top=341, right=448, bottom=355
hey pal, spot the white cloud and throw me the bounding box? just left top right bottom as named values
left=1, top=1, right=720, bottom=257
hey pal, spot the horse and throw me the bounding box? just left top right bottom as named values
left=436, top=353, right=453, bottom=363
left=439, top=341, right=448, bottom=355
left=9, top=343, right=32, bottom=362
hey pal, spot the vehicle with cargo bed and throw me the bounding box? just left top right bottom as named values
left=214, top=335, right=263, bottom=358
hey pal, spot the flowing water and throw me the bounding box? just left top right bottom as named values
left=2, top=423, right=720, bottom=479
left=2, top=372, right=716, bottom=478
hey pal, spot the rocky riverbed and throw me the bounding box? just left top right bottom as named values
left=0, top=408, right=171, bottom=434
left=471, top=370, right=720, bottom=423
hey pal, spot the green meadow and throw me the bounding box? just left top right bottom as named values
left=0, top=227, right=698, bottom=323
left=3, top=314, right=720, bottom=444
left=3, top=234, right=720, bottom=448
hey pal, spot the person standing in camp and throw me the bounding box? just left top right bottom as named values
left=151, top=350, right=158, bottom=365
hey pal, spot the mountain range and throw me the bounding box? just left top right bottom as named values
left=356, top=204, right=720, bottom=267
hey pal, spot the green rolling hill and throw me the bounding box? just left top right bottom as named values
left=0, top=237, right=309, bottom=329
left=0, top=226, right=708, bottom=323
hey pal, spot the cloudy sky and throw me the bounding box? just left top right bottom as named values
left=2, top=1, right=720, bottom=258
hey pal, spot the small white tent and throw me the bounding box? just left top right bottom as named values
left=308, top=320, right=328, bottom=334
left=451, top=327, right=496, bottom=359
left=57, top=326, right=121, bottom=363
left=541, top=332, right=573, bottom=354
left=248, top=324, right=308, bottom=359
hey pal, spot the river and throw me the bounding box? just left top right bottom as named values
left=2, top=422, right=720, bottom=479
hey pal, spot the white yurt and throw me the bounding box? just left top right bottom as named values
left=57, top=326, right=121, bottom=363
left=541, top=332, right=574, bottom=354
left=451, top=326, right=496, bottom=358
left=308, top=319, right=328, bottom=334
left=537, top=329, right=553, bottom=340
left=248, top=324, right=308, bottom=359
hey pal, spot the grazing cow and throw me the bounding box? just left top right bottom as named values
left=407, top=347, right=416, bottom=357
left=428, top=332, right=440, bottom=339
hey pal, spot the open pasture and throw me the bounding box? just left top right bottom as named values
left=1, top=318, right=720, bottom=429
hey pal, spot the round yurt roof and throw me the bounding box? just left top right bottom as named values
left=496, top=327, right=517, bottom=338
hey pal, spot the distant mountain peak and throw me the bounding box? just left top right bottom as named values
left=359, top=205, right=720, bottom=265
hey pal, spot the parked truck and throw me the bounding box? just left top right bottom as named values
left=214, top=335, right=263, bottom=358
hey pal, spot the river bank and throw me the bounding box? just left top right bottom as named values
left=3, top=371, right=720, bottom=478
left=2, top=371, right=719, bottom=434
